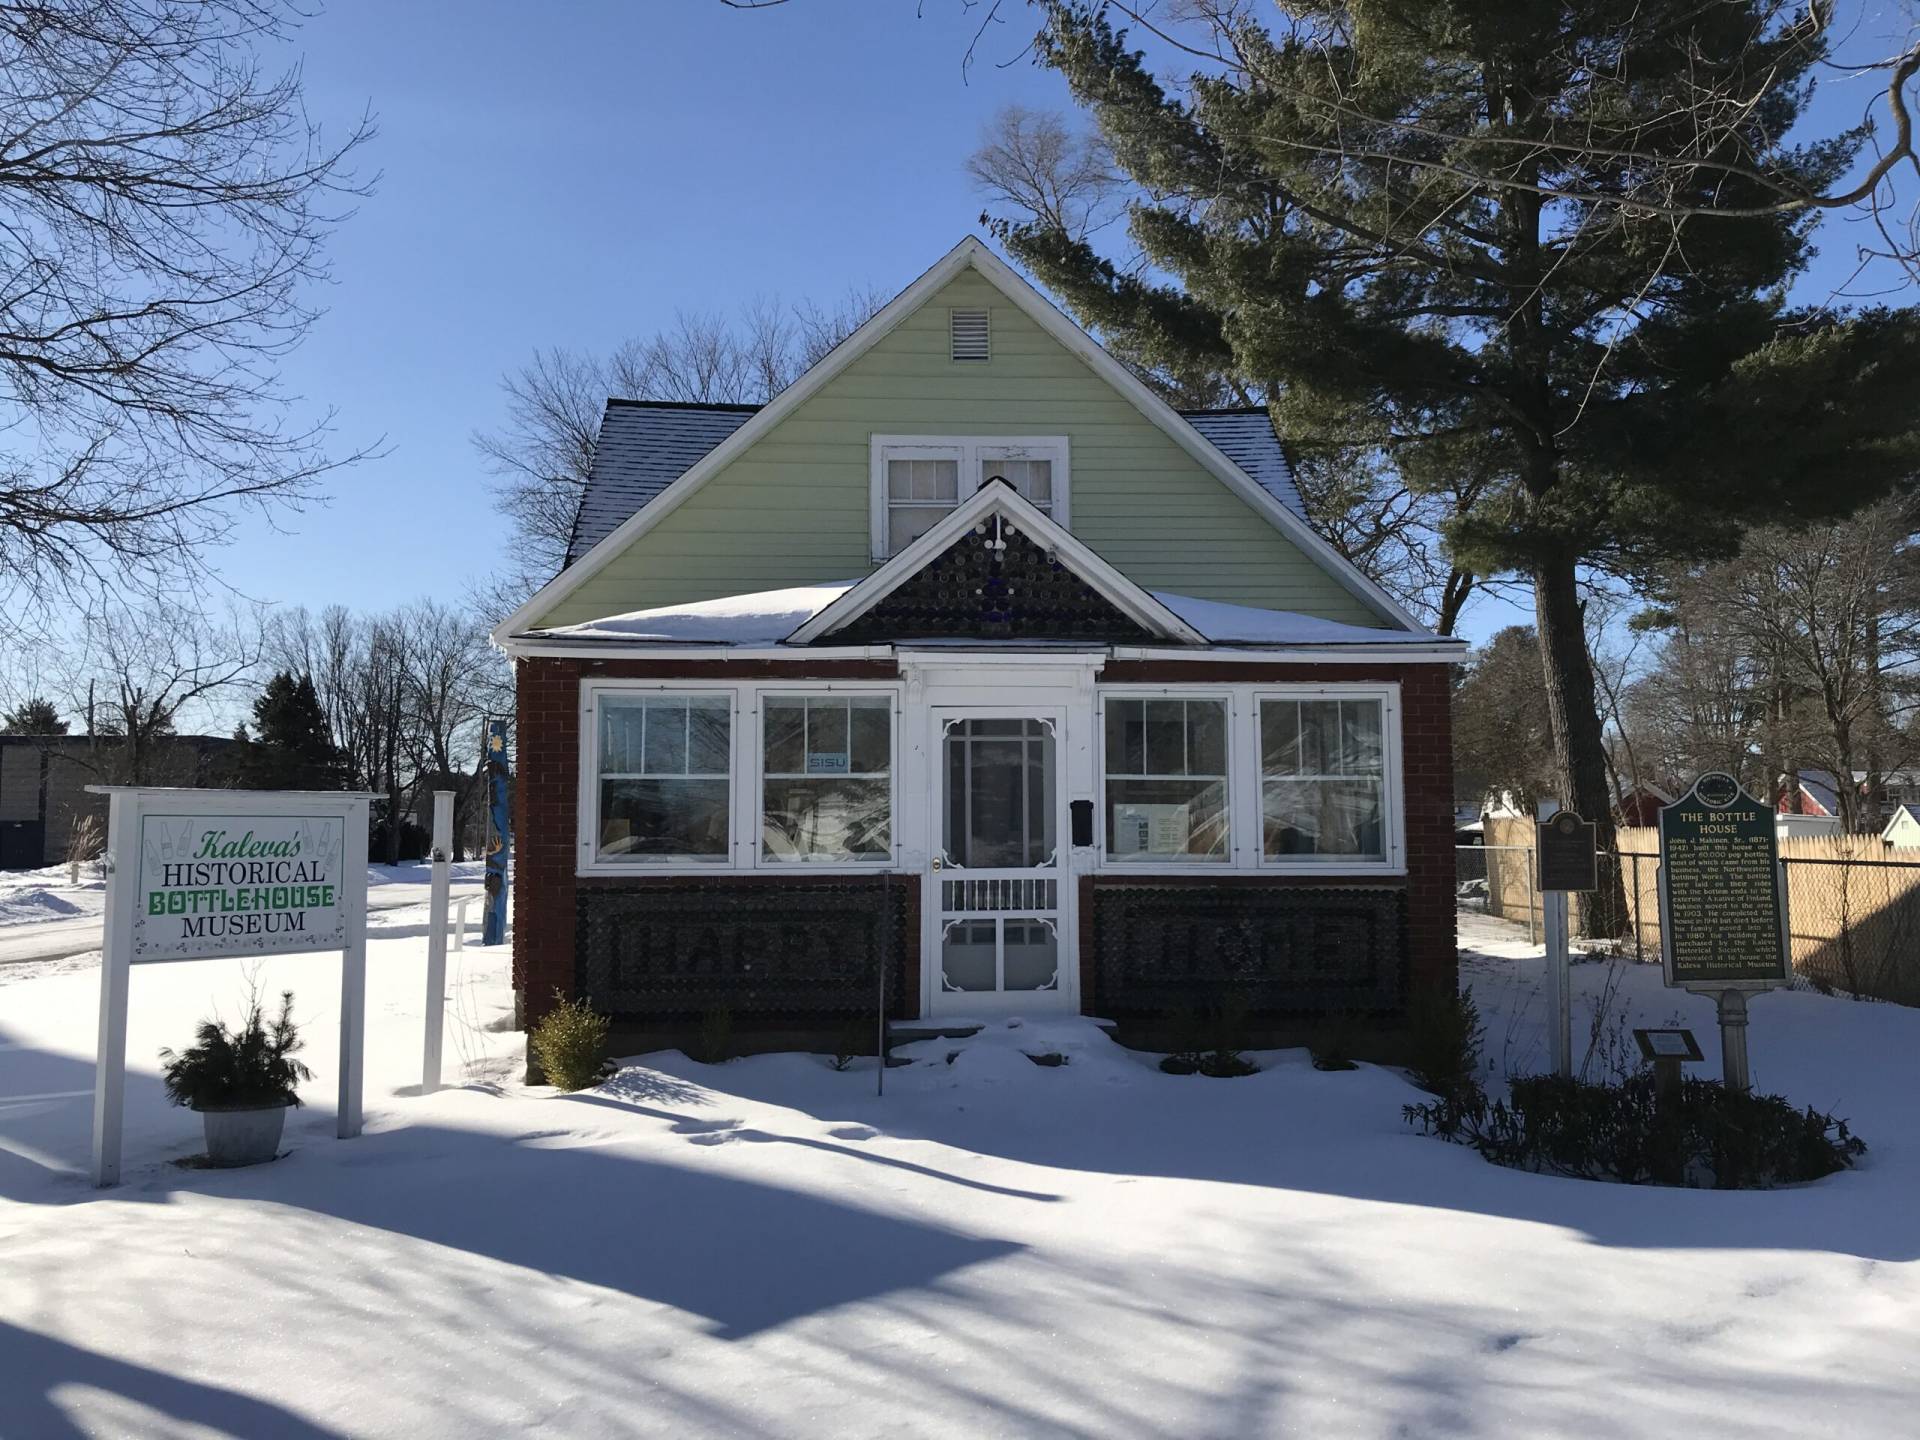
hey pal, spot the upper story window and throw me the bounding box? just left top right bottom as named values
left=870, top=435, right=1069, bottom=559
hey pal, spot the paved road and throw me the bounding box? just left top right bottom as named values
left=0, top=886, right=486, bottom=969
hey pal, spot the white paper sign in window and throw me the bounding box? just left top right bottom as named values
left=1103, top=697, right=1230, bottom=862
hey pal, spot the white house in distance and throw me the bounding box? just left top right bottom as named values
left=1882, top=805, right=1920, bottom=849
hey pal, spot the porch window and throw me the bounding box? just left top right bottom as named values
left=1102, top=697, right=1230, bottom=861
left=871, top=436, right=1070, bottom=558
left=1259, top=698, right=1385, bottom=861
left=761, top=695, right=892, bottom=862
left=595, top=694, right=731, bottom=861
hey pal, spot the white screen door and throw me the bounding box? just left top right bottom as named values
left=931, top=711, right=1068, bottom=1007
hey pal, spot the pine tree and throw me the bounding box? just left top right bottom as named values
left=1, top=697, right=66, bottom=734
left=237, top=672, right=343, bottom=790
left=998, top=1, right=1920, bottom=931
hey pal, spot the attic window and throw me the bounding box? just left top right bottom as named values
left=949, top=308, right=990, bottom=363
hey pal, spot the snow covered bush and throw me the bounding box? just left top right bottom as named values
left=530, top=992, right=610, bottom=1092
left=1406, top=1073, right=1866, bottom=1188
left=160, top=991, right=312, bottom=1111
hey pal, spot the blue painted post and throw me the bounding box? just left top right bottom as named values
left=483, top=718, right=511, bottom=946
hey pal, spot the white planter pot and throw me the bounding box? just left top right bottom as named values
left=198, top=1102, right=290, bottom=1167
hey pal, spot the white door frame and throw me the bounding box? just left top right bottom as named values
left=926, top=703, right=1074, bottom=1015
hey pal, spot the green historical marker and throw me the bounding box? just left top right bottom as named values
left=1656, top=772, right=1789, bottom=1091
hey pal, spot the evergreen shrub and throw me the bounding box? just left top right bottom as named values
left=531, top=991, right=610, bottom=1092
left=160, top=991, right=312, bottom=1110
left=1407, top=1072, right=1866, bottom=1188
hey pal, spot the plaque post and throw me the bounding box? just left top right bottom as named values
left=1716, top=989, right=1750, bottom=1093
left=1544, top=889, right=1572, bottom=1078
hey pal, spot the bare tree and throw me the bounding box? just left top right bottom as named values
left=967, top=104, right=1122, bottom=240
left=0, top=0, right=376, bottom=633
left=396, top=598, right=499, bottom=858
left=62, top=598, right=264, bottom=784
left=476, top=288, right=887, bottom=597
left=1628, top=497, right=1920, bottom=829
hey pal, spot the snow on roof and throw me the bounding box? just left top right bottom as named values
left=538, top=584, right=859, bottom=644
left=1149, top=592, right=1427, bottom=645
left=562, top=403, right=1309, bottom=570
left=529, top=583, right=1447, bottom=649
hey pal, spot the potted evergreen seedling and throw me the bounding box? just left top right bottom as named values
left=160, top=990, right=313, bottom=1167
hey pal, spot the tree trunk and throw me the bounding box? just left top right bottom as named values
left=1435, top=568, right=1476, bottom=637
left=1533, top=555, right=1627, bottom=937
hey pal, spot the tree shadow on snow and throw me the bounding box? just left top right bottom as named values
left=650, top=1052, right=1920, bottom=1265
left=0, top=1320, right=347, bottom=1439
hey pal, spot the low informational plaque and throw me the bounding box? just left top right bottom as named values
left=1537, top=809, right=1597, bottom=892
left=1633, top=1027, right=1704, bottom=1062
left=1657, top=772, right=1788, bottom=991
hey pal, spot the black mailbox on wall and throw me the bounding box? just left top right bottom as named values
left=1070, top=799, right=1094, bottom=847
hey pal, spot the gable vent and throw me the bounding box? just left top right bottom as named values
left=950, top=307, right=991, bottom=362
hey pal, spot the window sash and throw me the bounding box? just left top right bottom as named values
left=871, top=437, right=1069, bottom=558
left=1257, top=696, right=1387, bottom=862
left=592, top=693, right=733, bottom=863
left=761, top=695, right=894, bottom=863
left=1102, top=697, right=1231, bottom=863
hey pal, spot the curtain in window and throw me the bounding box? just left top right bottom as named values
left=761, top=696, right=891, bottom=861
left=1259, top=698, right=1384, bottom=859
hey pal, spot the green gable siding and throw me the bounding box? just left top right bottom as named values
left=534, top=268, right=1382, bottom=631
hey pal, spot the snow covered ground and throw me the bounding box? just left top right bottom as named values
left=0, top=905, right=1914, bottom=1438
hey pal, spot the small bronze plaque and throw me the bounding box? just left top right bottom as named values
left=1537, top=809, right=1598, bottom=892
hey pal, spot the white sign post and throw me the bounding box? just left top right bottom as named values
left=422, top=790, right=453, bottom=1094
left=88, top=787, right=374, bottom=1187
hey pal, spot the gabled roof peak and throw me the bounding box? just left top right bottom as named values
left=494, top=234, right=1425, bottom=644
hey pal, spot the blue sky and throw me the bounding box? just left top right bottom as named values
left=226, top=1, right=1912, bottom=648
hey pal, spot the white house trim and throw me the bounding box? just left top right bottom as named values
left=788, top=481, right=1207, bottom=647
left=491, top=235, right=1426, bottom=647
left=869, top=433, right=1071, bottom=561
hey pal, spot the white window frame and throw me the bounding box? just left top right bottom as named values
left=580, top=683, right=738, bottom=870
left=758, top=691, right=898, bottom=866
left=1097, top=692, right=1235, bottom=866
left=869, top=434, right=1071, bottom=561
left=578, top=679, right=902, bottom=876
left=1095, top=682, right=1405, bottom=877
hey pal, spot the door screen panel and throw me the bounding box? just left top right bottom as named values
left=935, top=716, right=1063, bottom=998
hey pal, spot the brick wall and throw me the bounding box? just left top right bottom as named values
left=516, top=654, right=1458, bottom=1028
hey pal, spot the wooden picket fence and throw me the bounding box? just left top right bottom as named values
left=1473, top=821, right=1920, bottom=1007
